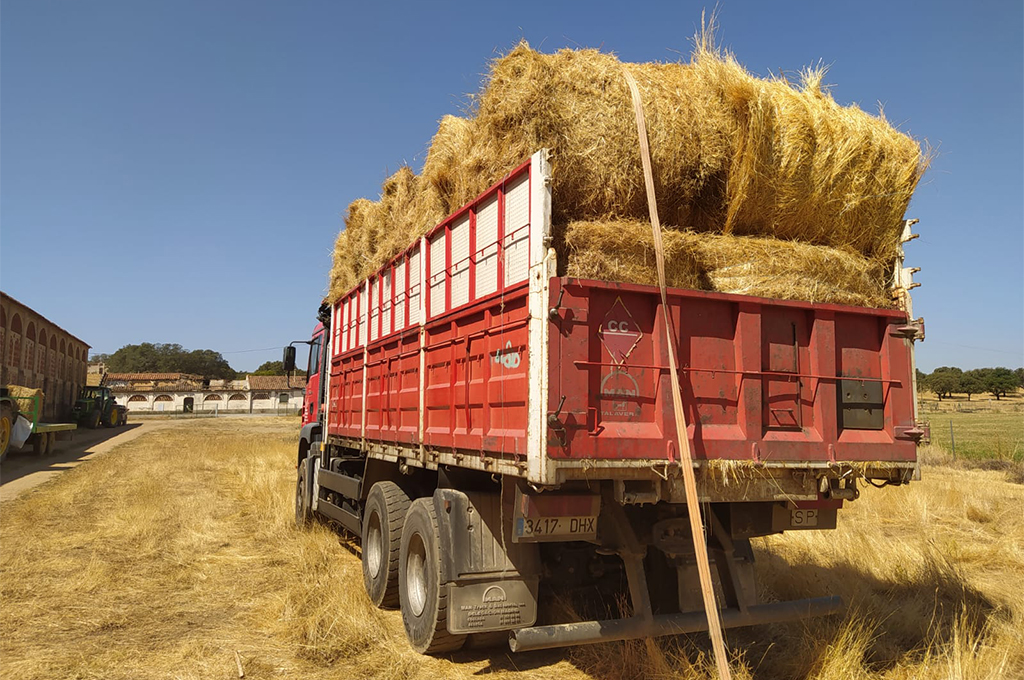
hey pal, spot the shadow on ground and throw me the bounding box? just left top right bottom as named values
left=1, top=423, right=143, bottom=486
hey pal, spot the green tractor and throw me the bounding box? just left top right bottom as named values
left=73, top=386, right=128, bottom=429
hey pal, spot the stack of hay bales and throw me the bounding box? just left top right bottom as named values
left=329, top=31, right=927, bottom=307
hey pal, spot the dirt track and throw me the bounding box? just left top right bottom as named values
left=0, top=421, right=172, bottom=502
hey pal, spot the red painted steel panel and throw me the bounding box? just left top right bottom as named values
left=421, top=288, right=529, bottom=455
left=326, top=158, right=534, bottom=454
left=329, top=350, right=363, bottom=440
left=548, top=278, right=916, bottom=465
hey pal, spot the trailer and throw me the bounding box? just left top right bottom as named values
left=0, top=388, right=77, bottom=460
left=287, top=149, right=924, bottom=654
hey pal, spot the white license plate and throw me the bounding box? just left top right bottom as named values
left=515, top=515, right=597, bottom=539
left=791, top=509, right=819, bottom=527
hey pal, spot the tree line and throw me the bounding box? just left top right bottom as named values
left=918, top=366, right=1024, bottom=401
left=92, top=344, right=301, bottom=379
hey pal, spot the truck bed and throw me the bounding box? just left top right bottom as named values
left=323, top=150, right=918, bottom=499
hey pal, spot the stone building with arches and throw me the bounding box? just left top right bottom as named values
left=102, top=372, right=303, bottom=414
left=1, top=292, right=90, bottom=420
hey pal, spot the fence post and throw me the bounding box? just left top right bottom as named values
left=949, top=420, right=956, bottom=461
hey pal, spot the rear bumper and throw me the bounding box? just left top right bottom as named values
left=509, top=595, right=842, bottom=652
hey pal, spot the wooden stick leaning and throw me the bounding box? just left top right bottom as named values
left=622, top=67, right=732, bottom=680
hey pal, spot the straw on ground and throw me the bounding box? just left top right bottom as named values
left=1, top=418, right=1019, bottom=679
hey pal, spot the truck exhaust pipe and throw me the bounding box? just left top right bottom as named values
left=508, top=596, right=842, bottom=653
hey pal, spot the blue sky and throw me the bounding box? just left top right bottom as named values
left=1, top=0, right=1021, bottom=372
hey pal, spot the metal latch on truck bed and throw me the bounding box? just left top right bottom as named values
left=890, top=318, right=925, bottom=340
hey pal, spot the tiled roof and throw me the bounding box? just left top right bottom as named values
left=107, top=383, right=206, bottom=393
left=247, top=375, right=303, bottom=391
left=104, top=372, right=202, bottom=382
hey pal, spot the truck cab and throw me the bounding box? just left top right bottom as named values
left=300, top=323, right=325, bottom=427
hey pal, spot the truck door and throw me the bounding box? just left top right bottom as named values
left=302, top=330, right=323, bottom=426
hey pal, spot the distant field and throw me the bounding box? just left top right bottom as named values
left=921, top=410, right=1024, bottom=462
left=918, top=388, right=1023, bottom=414
left=2, top=418, right=1021, bottom=679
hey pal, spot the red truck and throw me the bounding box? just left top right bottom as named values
left=286, top=149, right=925, bottom=654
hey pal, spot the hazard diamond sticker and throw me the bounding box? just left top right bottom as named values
left=598, top=297, right=642, bottom=364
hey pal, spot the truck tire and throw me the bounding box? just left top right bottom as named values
left=294, top=458, right=313, bottom=527
left=0, top=402, right=14, bottom=463
left=399, top=498, right=466, bottom=654
left=362, top=481, right=411, bottom=609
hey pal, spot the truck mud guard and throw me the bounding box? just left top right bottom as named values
left=508, top=595, right=842, bottom=652
left=432, top=488, right=542, bottom=634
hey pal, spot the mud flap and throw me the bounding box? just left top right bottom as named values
left=432, top=487, right=541, bottom=635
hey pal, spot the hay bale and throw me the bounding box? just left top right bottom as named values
left=328, top=168, right=447, bottom=302
left=329, top=28, right=926, bottom=304
left=704, top=53, right=928, bottom=260
left=421, top=115, right=484, bottom=216
left=434, top=44, right=734, bottom=230
left=5, top=385, right=44, bottom=418
left=564, top=220, right=706, bottom=290
left=694, top=232, right=891, bottom=308
left=563, top=220, right=892, bottom=308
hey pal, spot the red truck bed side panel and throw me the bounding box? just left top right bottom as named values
left=423, top=289, right=529, bottom=455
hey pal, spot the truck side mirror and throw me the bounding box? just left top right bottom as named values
left=283, top=345, right=296, bottom=373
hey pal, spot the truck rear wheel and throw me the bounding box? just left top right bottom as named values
left=399, top=498, right=466, bottom=654
left=295, top=458, right=313, bottom=527
left=362, top=481, right=411, bottom=609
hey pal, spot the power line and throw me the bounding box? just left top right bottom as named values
left=220, top=346, right=281, bottom=355
left=926, top=340, right=1023, bottom=358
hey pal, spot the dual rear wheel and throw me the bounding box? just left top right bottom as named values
left=297, top=473, right=504, bottom=654
left=397, top=498, right=466, bottom=654
left=361, top=481, right=410, bottom=608
left=360, top=486, right=468, bottom=654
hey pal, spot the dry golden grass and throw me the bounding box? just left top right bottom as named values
left=2, top=419, right=1019, bottom=679
left=328, top=20, right=928, bottom=303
